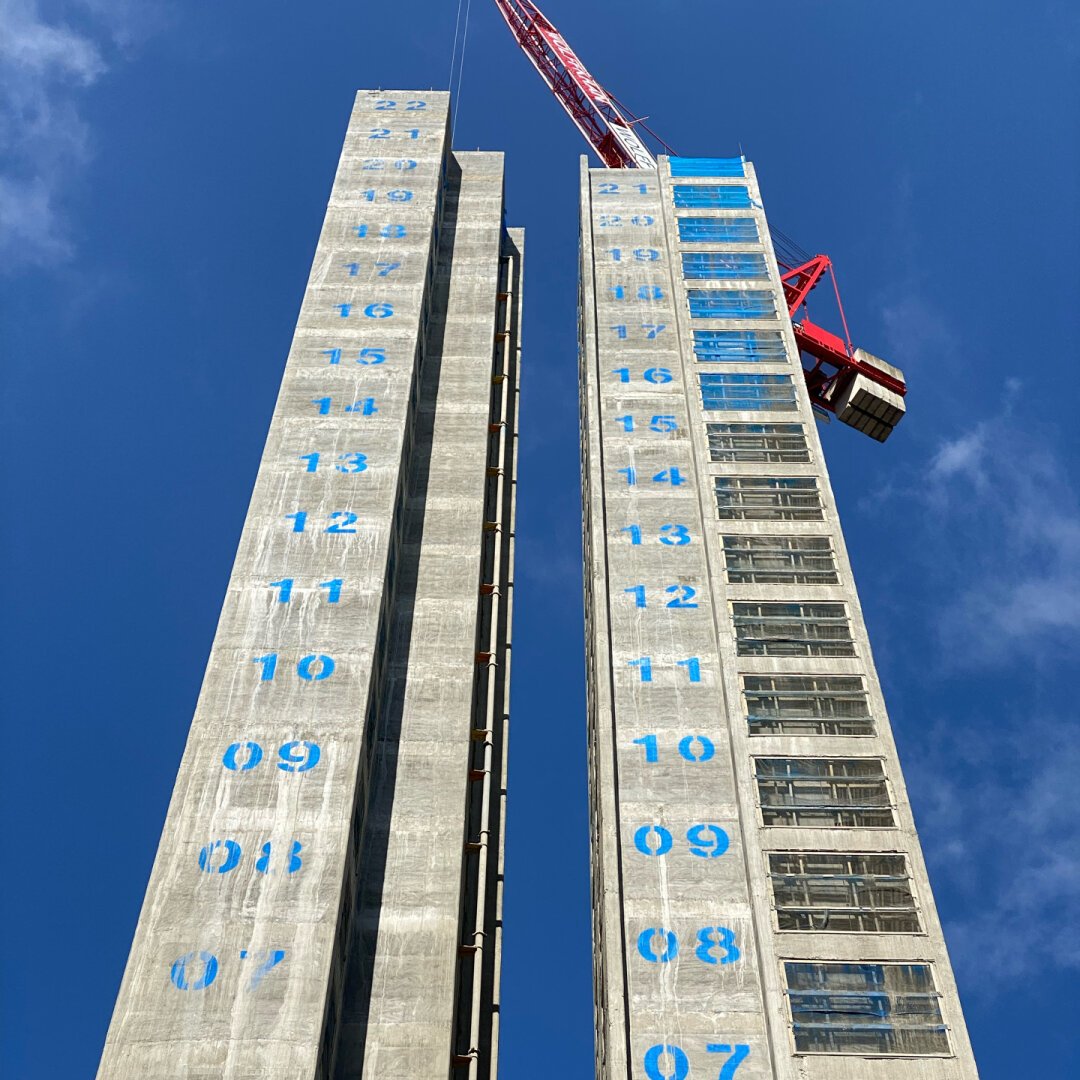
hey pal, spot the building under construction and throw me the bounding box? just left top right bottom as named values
left=499, top=0, right=976, bottom=1074
left=97, top=91, right=521, bottom=1079
left=98, top=4, right=979, bottom=1077
left=578, top=153, right=978, bottom=1079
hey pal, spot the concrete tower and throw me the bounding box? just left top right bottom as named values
left=578, top=156, right=978, bottom=1079
left=98, top=91, right=521, bottom=1080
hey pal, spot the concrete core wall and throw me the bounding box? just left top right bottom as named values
left=578, top=156, right=978, bottom=1080
left=97, top=94, right=520, bottom=1080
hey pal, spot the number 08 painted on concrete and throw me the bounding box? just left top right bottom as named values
left=636, top=926, right=740, bottom=965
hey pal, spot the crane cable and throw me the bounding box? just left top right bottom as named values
left=448, top=0, right=473, bottom=143
left=448, top=0, right=464, bottom=88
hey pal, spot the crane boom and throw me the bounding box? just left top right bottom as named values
left=492, top=0, right=907, bottom=441
left=491, top=0, right=656, bottom=169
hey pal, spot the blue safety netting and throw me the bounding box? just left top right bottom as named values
left=688, top=289, right=775, bottom=319
left=673, top=185, right=752, bottom=208
left=677, top=217, right=759, bottom=243
left=669, top=156, right=745, bottom=177
left=700, top=373, right=796, bottom=411
left=682, top=251, right=768, bottom=280
left=693, top=330, right=787, bottom=362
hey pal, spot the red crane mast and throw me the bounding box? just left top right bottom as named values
left=491, top=0, right=906, bottom=440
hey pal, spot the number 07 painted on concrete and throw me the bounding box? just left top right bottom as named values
left=644, top=1042, right=750, bottom=1079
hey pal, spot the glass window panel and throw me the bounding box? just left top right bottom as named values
left=769, top=853, right=920, bottom=932
left=723, top=536, right=836, bottom=584
left=707, top=423, right=808, bottom=463
left=785, top=962, right=949, bottom=1055
left=688, top=288, right=776, bottom=319
left=677, top=217, right=759, bottom=243
left=755, top=757, right=895, bottom=827
left=682, top=252, right=769, bottom=280
left=743, top=674, right=873, bottom=736
left=673, top=184, right=752, bottom=208
left=733, top=601, right=855, bottom=657
left=715, top=477, right=823, bottom=521
left=700, top=374, right=796, bottom=412
left=694, top=331, right=787, bottom=363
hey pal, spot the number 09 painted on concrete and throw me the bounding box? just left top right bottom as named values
left=221, top=740, right=321, bottom=773
left=633, top=823, right=730, bottom=858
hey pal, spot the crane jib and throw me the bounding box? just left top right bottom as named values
left=532, top=23, right=655, bottom=165
left=494, top=0, right=657, bottom=169
left=491, top=0, right=904, bottom=438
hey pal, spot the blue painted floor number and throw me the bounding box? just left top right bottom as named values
left=166, top=101, right=430, bottom=1023
left=198, top=839, right=303, bottom=876
left=643, top=1043, right=750, bottom=1080
left=222, top=740, right=321, bottom=773
left=593, top=187, right=754, bottom=1080
left=636, top=926, right=740, bottom=966
left=170, top=949, right=287, bottom=992
left=632, top=823, right=729, bottom=858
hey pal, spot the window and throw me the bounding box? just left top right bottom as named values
left=784, top=962, right=949, bottom=1055
left=670, top=156, right=745, bottom=177
left=694, top=330, right=787, bottom=363
left=682, top=252, right=769, bottom=280
left=708, top=423, right=808, bottom=463
left=724, top=536, right=837, bottom=584
left=770, top=853, right=920, bottom=932
left=701, top=374, right=796, bottom=412
left=678, top=217, right=759, bottom=243
left=673, top=184, right=752, bottom=208
left=734, top=602, right=855, bottom=657
left=715, top=477, right=823, bottom=521
left=688, top=289, right=776, bottom=319
left=743, top=675, right=872, bottom=736
left=755, top=758, right=895, bottom=827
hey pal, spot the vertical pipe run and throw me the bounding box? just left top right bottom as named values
left=454, top=245, right=518, bottom=1079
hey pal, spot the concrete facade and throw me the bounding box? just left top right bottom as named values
left=98, top=92, right=520, bottom=1080
left=578, top=157, right=978, bottom=1080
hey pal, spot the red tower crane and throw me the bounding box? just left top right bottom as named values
left=492, top=0, right=906, bottom=441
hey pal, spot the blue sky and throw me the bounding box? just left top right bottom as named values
left=2, top=1, right=1078, bottom=1076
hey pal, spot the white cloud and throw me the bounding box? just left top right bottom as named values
left=871, top=384, right=1080, bottom=667
left=0, top=172, right=70, bottom=260
left=910, top=720, right=1080, bottom=984
left=0, top=0, right=158, bottom=267
left=869, top=176, right=1080, bottom=997
left=0, top=4, right=104, bottom=78
left=928, top=427, right=987, bottom=483
left=880, top=289, right=959, bottom=379
left=925, top=410, right=1080, bottom=663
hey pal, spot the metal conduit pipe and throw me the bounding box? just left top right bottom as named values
left=489, top=330, right=519, bottom=1073
left=463, top=275, right=513, bottom=1079
left=463, top=423, right=506, bottom=1075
